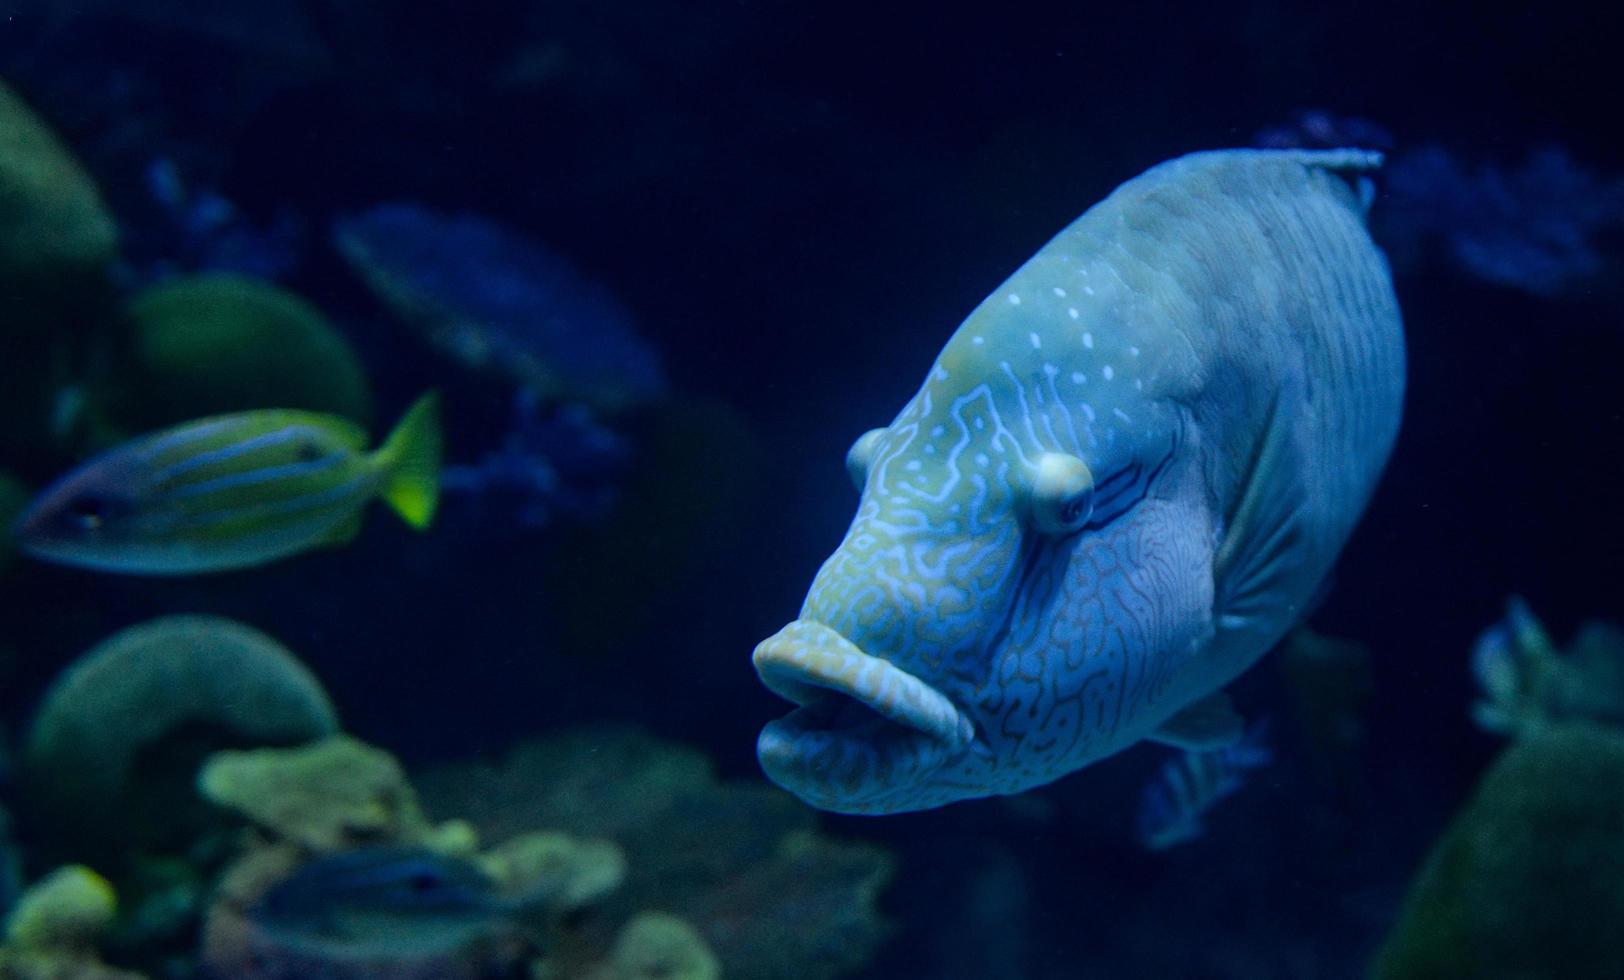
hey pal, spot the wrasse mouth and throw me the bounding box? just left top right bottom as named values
left=752, top=620, right=973, bottom=811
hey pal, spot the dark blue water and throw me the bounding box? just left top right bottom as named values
left=1, top=3, right=1621, bottom=978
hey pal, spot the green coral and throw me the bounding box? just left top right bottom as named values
left=23, top=616, right=339, bottom=861
left=416, top=727, right=895, bottom=980
left=0, top=865, right=145, bottom=980
left=1473, top=597, right=1624, bottom=735
left=116, top=274, right=373, bottom=429
left=1371, top=722, right=1624, bottom=980
left=3, top=867, right=116, bottom=954
left=597, top=912, right=720, bottom=980
left=197, top=736, right=467, bottom=853
left=475, top=831, right=626, bottom=911
left=0, top=82, right=120, bottom=461
left=0, top=81, right=118, bottom=294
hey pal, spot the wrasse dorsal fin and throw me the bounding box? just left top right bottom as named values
left=1148, top=691, right=1243, bottom=751
left=1212, top=385, right=1309, bottom=636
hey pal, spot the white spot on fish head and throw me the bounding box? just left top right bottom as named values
left=1029, top=332, right=1041, bottom=349
left=1052, top=286, right=1067, bottom=298
left=1083, top=333, right=1094, bottom=349
left=1083, top=285, right=1096, bottom=296
left=972, top=335, right=986, bottom=346
left=1043, top=364, right=1059, bottom=378
left=1008, top=293, right=1022, bottom=306
left=1070, top=371, right=1087, bottom=384
left=1102, top=365, right=1114, bottom=381
left=1068, top=307, right=1079, bottom=319
left=1113, top=407, right=1132, bottom=423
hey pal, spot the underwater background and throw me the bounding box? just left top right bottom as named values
left=1, top=2, right=1622, bottom=978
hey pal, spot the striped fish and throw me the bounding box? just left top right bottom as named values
left=14, top=393, right=441, bottom=574
left=1136, top=722, right=1273, bottom=851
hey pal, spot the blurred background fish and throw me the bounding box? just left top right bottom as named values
left=248, top=846, right=527, bottom=958
left=13, top=393, right=441, bottom=574
left=1136, top=723, right=1274, bottom=851
left=333, top=204, right=665, bottom=413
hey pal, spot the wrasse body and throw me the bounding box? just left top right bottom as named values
left=753, top=149, right=1404, bottom=814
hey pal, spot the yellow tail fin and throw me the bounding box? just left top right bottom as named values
left=376, top=391, right=442, bottom=529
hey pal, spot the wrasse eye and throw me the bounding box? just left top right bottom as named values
left=407, top=872, right=440, bottom=893
left=1029, top=452, right=1094, bottom=535
left=845, top=428, right=887, bottom=492
left=68, top=495, right=111, bottom=531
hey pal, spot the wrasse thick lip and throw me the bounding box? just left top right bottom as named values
left=752, top=620, right=975, bottom=750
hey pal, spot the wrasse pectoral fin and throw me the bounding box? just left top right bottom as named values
left=1149, top=691, right=1243, bottom=751
left=1213, top=384, right=1310, bottom=634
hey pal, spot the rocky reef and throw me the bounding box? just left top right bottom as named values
left=114, top=274, right=374, bottom=430
left=1371, top=721, right=1624, bottom=980
left=0, top=865, right=143, bottom=980
left=22, top=615, right=339, bottom=863
left=191, top=725, right=893, bottom=979
left=416, top=726, right=895, bottom=980
left=0, top=80, right=118, bottom=300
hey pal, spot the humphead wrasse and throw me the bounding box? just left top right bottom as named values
left=14, top=393, right=441, bottom=574
left=753, top=149, right=1405, bottom=814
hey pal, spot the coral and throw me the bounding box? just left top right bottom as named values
left=194, top=738, right=590, bottom=980
left=439, top=391, right=630, bottom=533
left=0, top=951, right=147, bottom=979
left=122, top=158, right=303, bottom=286
left=199, top=843, right=529, bottom=980
left=0, top=80, right=118, bottom=296
left=0, top=865, right=143, bottom=980
left=115, top=274, right=372, bottom=428
left=333, top=203, right=663, bottom=411
left=416, top=727, right=895, bottom=980
left=22, top=616, right=339, bottom=861
left=475, top=831, right=626, bottom=911
left=0, top=81, right=119, bottom=462
left=1371, top=722, right=1624, bottom=979
left=3, top=867, right=116, bottom=954
left=197, top=736, right=460, bottom=853
left=589, top=912, right=719, bottom=980
left=1471, top=596, right=1624, bottom=736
